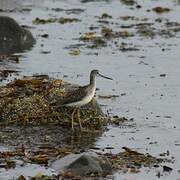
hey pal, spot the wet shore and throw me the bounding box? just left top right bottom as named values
left=0, top=0, right=180, bottom=179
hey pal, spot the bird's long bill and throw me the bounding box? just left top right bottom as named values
left=98, top=73, right=113, bottom=80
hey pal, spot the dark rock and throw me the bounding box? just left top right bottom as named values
left=160, top=73, right=166, bottom=77
left=51, top=152, right=112, bottom=176
left=163, top=165, right=173, bottom=172
left=0, top=16, right=35, bottom=54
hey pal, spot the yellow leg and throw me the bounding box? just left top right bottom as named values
left=77, top=108, right=83, bottom=130
left=71, top=108, right=77, bottom=130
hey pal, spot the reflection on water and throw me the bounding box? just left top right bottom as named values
left=0, top=125, right=102, bottom=151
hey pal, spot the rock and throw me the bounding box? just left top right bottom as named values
left=163, top=165, right=173, bottom=172
left=51, top=152, right=112, bottom=176
left=152, top=7, right=170, bottom=13
left=0, top=75, right=106, bottom=129
left=120, top=0, right=136, bottom=6
left=0, top=16, right=35, bottom=54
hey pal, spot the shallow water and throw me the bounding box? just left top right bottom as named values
left=1, top=0, right=180, bottom=179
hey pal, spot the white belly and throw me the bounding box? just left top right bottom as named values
left=66, top=86, right=95, bottom=107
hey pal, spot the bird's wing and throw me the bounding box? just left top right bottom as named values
left=54, top=85, right=89, bottom=106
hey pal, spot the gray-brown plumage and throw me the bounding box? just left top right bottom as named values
left=55, top=84, right=95, bottom=107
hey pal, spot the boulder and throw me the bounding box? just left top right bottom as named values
left=0, top=75, right=107, bottom=129
left=0, top=16, right=35, bottom=54
left=51, top=152, right=112, bottom=176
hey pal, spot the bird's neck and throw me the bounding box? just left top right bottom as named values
left=90, top=75, right=96, bottom=86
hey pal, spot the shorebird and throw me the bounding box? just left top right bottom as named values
left=56, top=69, right=113, bottom=130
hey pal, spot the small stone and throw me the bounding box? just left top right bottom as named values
left=17, top=175, right=26, bottom=180
left=160, top=74, right=166, bottom=77
left=152, top=7, right=170, bottom=13
left=163, top=165, right=173, bottom=172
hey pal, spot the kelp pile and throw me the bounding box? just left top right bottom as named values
left=0, top=75, right=106, bottom=129
left=109, top=147, right=171, bottom=173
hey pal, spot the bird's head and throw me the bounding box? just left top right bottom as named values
left=90, top=69, right=113, bottom=80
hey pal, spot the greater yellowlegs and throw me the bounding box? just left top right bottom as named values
left=57, top=69, right=112, bottom=130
